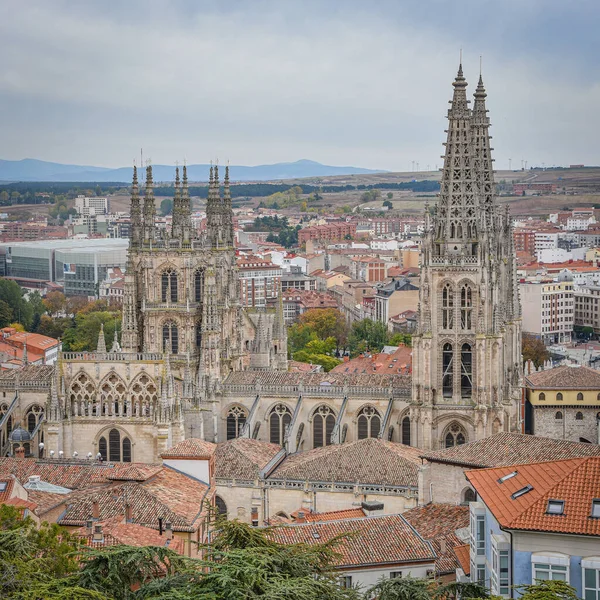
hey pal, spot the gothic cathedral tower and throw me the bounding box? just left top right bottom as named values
left=411, top=65, right=522, bottom=450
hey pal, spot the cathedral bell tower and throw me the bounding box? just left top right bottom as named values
left=411, top=64, right=522, bottom=450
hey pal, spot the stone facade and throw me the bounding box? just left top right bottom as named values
left=411, top=66, right=522, bottom=449
left=41, top=165, right=287, bottom=463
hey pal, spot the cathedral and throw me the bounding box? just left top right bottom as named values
left=0, top=64, right=522, bottom=462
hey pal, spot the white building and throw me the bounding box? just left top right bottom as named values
left=74, top=195, right=110, bottom=216
left=519, top=280, right=574, bottom=344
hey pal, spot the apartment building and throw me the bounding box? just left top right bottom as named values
left=350, top=256, right=387, bottom=282
left=574, top=285, right=600, bottom=333
left=374, top=277, right=419, bottom=325
left=74, top=195, right=110, bottom=216
left=237, top=255, right=282, bottom=308
left=519, top=280, right=574, bottom=344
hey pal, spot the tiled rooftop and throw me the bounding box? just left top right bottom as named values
left=215, top=438, right=281, bottom=481
left=466, top=457, right=600, bottom=536
left=403, top=503, right=469, bottom=575
left=454, top=544, right=470, bottom=575
left=525, top=364, right=600, bottom=389
left=420, top=432, right=600, bottom=468
left=58, top=466, right=211, bottom=532
left=0, top=365, right=53, bottom=383
left=269, top=514, right=436, bottom=569
left=269, top=437, right=421, bottom=487
left=161, top=438, right=217, bottom=460
left=331, top=345, right=412, bottom=375
left=75, top=519, right=185, bottom=554
left=0, top=458, right=163, bottom=489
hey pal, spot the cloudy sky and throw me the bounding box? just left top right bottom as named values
left=1, top=0, right=599, bottom=171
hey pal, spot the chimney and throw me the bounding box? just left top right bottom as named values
left=165, top=522, right=173, bottom=540
left=251, top=507, right=259, bottom=527
left=92, top=524, right=103, bottom=543
left=440, top=538, right=447, bottom=554
left=125, top=503, right=133, bottom=523
left=361, top=500, right=384, bottom=516
left=296, top=511, right=306, bottom=524
left=158, top=517, right=164, bottom=536
left=92, top=500, right=100, bottom=519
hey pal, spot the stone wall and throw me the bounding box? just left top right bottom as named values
left=531, top=406, right=600, bottom=444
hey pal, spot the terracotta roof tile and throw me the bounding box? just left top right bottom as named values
left=525, top=365, right=600, bottom=389
left=454, top=544, right=470, bottom=575
left=269, top=514, right=436, bottom=568
left=0, top=458, right=162, bottom=489
left=75, top=519, right=185, bottom=554
left=161, top=439, right=217, bottom=460
left=403, top=504, right=469, bottom=575
left=215, top=438, right=281, bottom=480
left=466, top=457, right=600, bottom=536
left=420, top=432, right=600, bottom=468
left=58, top=466, right=211, bottom=533
left=269, top=438, right=421, bottom=488
left=0, top=476, right=15, bottom=502
left=331, top=345, right=412, bottom=375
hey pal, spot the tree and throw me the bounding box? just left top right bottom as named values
left=160, top=198, right=173, bottom=216
left=0, top=279, right=33, bottom=329
left=389, top=333, right=412, bottom=347
left=37, top=315, right=71, bottom=339
left=386, top=192, right=393, bottom=200
left=517, top=580, right=579, bottom=600
left=43, top=291, right=67, bottom=316
left=383, top=200, right=393, bottom=209
left=522, top=333, right=550, bottom=368
left=0, top=300, right=13, bottom=328
left=66, top=295, right=90, bottom=315
left=348, top=319, right=389, bottom=356
left=61, top=308, right=121, bottom=352
left=299, top=308, right=348, bottom=349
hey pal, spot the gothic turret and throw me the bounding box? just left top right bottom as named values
left=222, top=165, right=234, bottom=247
left=142, top=165, right=156, bottom=243
left=96, top=323, right=107, bottom=354
left=129, top=165, right=142, bottom=247
left=171, top=166, right=182, bottom=240
left=120, top=255, right=139, bottom=352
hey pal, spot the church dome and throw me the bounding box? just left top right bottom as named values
left=9, top=426, right=31, bottom=442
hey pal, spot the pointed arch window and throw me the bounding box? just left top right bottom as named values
left=357, top=406, right=381, bottom=439
left=226, top=405, right=247, bottom=440
left=195, top=322, right=202, bottom=349
left=162, top=321, right=179, bottom=354
left=313, top=405, right=335, bottom=448
left=25, top=405, right=43, bottom=433
left=161, top=268, right=178, bottom=302
left=99, top=436, right=107, bottom=461
left=194, top=269, right=204, bottom=302
left=460, top=284, right=473, bottom=330
left=442, top=343, right=454, bottom=398
left=109, top=428, right=121, bottom=462
left=269, top=404, right=291, bottom=446
left=442, top=284, right=454, bottom=329
left=460, top=343, right=473, bottom=398
left=401, top=416, right=411, bottom=446
left=444, top=422, right=467, bottom=448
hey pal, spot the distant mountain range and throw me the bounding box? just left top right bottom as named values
left=0, top=158, right=385, bottom=183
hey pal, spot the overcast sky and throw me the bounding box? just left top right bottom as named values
left=1, top=0, right=599, bottom=171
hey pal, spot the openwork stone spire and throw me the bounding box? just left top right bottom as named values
left=129, top=165, right=142, bottom=247
left=171, top=166, right=182, bottom=239
left=435, top=64, right=477, bottom=253
left=120, top=255, right=138, bottom=352
left=222, top=165, right=234, bottom=247
left=96, top=323, right=107, bottom=354
left=142, top=165, right=156, bottom=243
left=181, top=164, right=192, bottom=242
left=471, top=72, right=495, bottom=230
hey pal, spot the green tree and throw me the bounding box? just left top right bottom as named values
left=517, top=580, right=579, bottom=600
left=61, top=310, right=121, bottom=352
left=389, top=333, right=412, bottom=347
left=0, top=299, right=13, bottom=328
left=386, top=192, right=393, bottom=200
left=160, top=198, right=173, bottom=216
left=0, top=279, right=33, bottom=329
left=383, top=200, right=393, bottom=209
left=298, top=308, right=348, bottom=348
left=348, top=319, right=389, bottom=356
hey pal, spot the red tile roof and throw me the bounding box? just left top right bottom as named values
left=403, top=503, right=469, bottom=575
left=454, top=544, right=470, bottom=575
left=420, top=432, right=600, bottom=468
left=0, top=476, right=15, bottom=502
left=161, top=438, right=217, bottom=460
left=269, top=514, right=436, bottom=569
left=331, top=345, right=412, bottom=375
left=466, top=457, right=600, bottom=536
left=301, top=508, right=366, bottom=522
left=58, top=467, right=212, bottom=532
left=75, top=519, right=185, bottom=554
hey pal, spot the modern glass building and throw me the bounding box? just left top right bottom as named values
left=0, top=239, right=128, bottom=297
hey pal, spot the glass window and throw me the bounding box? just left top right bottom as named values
left=401, top=416, right=411, bottom=446
left=475, top=515, right=485, bottom=556
left=584, top=568, right=600, bottom=600
left=269, top=404, right=291, bottom=446
left=98, top=436, right=107, bottom=461
left=461, top=343, right=473, bottom=398
left=533, top=563, right=568, bottom=582
left=226, top=406, right=247, bottom=440
left=499, top=550, right=510, bottom=596
left=547, top=500, right=565, bottom=515
left=592, top=500, right=600, bottom=518
left=390, top=571, right=403, bottom=579
left=340, top=576, right=352, bottom=589
left=442, top=343, right=454, bottom=397
left=357, top=406, right=381, bottom=439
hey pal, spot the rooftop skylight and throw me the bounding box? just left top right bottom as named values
left=498, top=471, right=518, bottom=483
left=511, top=485, right=533, bottom=500
left=546, top=499, right=564, bottom=515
